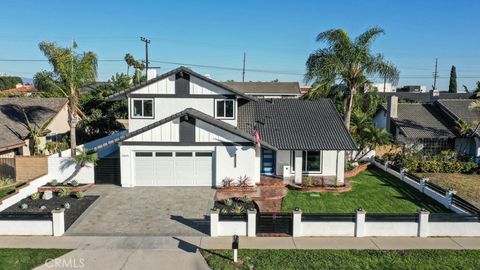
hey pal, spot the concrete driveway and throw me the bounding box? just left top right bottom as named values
left=66, top=185, right=216, bottom=236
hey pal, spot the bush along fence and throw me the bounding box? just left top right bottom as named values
left=372, top=156, right=480, bottom=216
left=0, top=208, right=65, bottom=236
left=211, top=208, right=480, bottom=238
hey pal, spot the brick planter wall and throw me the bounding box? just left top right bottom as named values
left=344, top=163, right=369, bottom=179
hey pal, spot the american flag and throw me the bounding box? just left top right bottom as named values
left=252, top=130, right=261, bottom=148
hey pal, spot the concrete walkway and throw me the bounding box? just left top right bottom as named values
left=0, top=236, right=479, bottom=269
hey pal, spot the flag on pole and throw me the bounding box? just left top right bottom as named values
left=252, top=130, right=261, bottom=148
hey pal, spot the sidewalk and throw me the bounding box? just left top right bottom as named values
left=0, top=236, right=479, bottom=270
left=1, top=235, right=479, bottom=250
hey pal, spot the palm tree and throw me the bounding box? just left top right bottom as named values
left=21, top=110, right=53, bottom=155
left=305, top=27, right=400, bottom=130
left=124, top=53, right=135, bottom=75
left=38, top=41, right=97, bottom=156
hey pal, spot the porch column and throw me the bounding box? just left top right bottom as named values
left=254, top=147, right=261, bottom=184
left=294, top=150, right=302, bottom=184
left=336, top=151, right=345, bottom=185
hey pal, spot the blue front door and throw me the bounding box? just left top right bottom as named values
left=261, top=149, right=275, bottom=175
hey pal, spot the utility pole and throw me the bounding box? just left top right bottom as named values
left=140, top=37, right=151, bottom=72
left=242, top=52, right=246, bottom=82
left=433, top=58, right=439, bottom=90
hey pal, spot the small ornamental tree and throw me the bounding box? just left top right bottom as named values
left=448, top=65, right=457, bottom=93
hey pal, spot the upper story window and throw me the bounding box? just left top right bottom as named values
left=132, top=98, right=154, bottom=118
left=215, top=99, right=234, bottom=119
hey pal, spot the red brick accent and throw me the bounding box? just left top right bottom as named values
left=37, top=183, right=94, bottom=193
left=344, top=163, right=369, bottom=178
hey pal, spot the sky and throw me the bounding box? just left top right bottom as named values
left=0, top=0, right=479, bottom=90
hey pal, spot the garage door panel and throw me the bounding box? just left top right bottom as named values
left=133, top=151, right=213, bottom=186
left=135, top=158, right=155, bottom=186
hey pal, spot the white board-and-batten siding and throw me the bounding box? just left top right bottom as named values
left=135, top=75, right=175, bottom=94
left=126, top=118, right=246, bottom=144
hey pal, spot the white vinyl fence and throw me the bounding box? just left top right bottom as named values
left=212, top=157, right=480, bottom=238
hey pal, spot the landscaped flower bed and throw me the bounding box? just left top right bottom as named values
left=288, top=176, right=351, bottom=193
left=37, top=179, right=94, bottom=193
left=2, top=193, right=98, bottom=229
left=214, top=196, right=259, bottom=215
left=216, top=175, right=256, bottom=192
left=344, top=163, right=370, bottom=178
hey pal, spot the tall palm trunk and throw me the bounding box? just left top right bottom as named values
left=68, top=95, right=78, bottom=157
left=343, top=87, right=355, bottom=129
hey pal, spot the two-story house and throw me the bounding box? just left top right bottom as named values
left=104, top=66, right=356, bottom=187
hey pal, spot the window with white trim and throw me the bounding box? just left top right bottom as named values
left=215, top=99, right=234, bottom=119
left=131, top=99, right=154, bottom=118
left=291, top=150, right=322, bottom=173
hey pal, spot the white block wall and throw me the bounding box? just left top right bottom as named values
left=365, top=222, right=418, bottom=237
left=0, top=220, right=52, bottom=235
left=217, top=221, right=247, bottom=236
left=0, top=175, right=50, bottom=211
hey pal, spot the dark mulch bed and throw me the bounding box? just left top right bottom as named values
left=2, top=194, right=98, bottom=230
left=214, top=198, right=259, bottom=214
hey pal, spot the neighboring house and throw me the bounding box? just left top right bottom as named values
left=377, top=90, right=473, bottom=103
left=0, top=84, right=39, bottom=97
left=374, top=95, right=480, bottom=162
left=437, top=99, right=480, bottom=162
left=222, top=81, right=301, bottom=99
left=102, top=66, right=356, bottom=187
left=0, top=98, right=71, bottom=157
left=371, top=82, right=396, bottom=92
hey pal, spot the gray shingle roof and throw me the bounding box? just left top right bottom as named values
left=237, top=99, right=357, bottom=150
left=382, top=103, right=456, bottom=139
left=92, top=108, right=277, bottom=152
left=105, top=66, right=255, bottom=101
left=438, top=99, right=480, bottom=136
left=0, top=98, right=67, bottom=149
left=222, top=82, right=300, bottom=95
left=378, top=92, right=473, bottom=103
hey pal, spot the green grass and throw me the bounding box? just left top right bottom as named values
left=282, top=167, right=449, bottom=213
left=201, top=249, right=480, bottom=270
left=0, top=248, right=71, bottom=270
left=0, top=186, right=16, bottom=200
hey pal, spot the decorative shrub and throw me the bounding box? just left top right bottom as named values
left=69, top=180, right=79, bottom=187
left=75, top=191, right=85, bottom=200
left=243, top=195, right=252, bottom=202
left=233, top=204, right=245, bottom=214
left=20, top=203, right=28, bottom=209
left=236, top=175, right=251, bottom=187
left=0, top=177, right=13, bottom=186
left=314, top=178, right=325, bottom=187
left=220, top=208, right=229, bottom=215
left=63, top=202, right=71, bottom=209
left=384, top=151, right=478, bottom=174
left=222, top=177, right=234, bottom=188
left=50, top=179, right=58, bottom=186
left=58, top=187, right=70, bottom=198
left=224, top=198, right=233, bottom=207
left=31, top=192, right=41, bottom=200
left=303, top=176, right=315, bottom=187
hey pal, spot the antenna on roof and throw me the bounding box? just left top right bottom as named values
left=242, top=52, right=246, bottom=82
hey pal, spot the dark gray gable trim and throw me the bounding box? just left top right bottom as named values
left=105, top=66, right=256, bottom=101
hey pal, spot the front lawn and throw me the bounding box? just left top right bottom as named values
left=202, top=249, right=480, bottom=270
left=282, top=167, right=449, bottom=213
left=0, top=248, right=71, bottom=270
left=419, top=173, right=480, bottom=208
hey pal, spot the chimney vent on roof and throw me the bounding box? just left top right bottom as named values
left=429, top=89, right=440, bottom=103
left=386, top=95, right=398, bottom=133
left=147, top=69, right=157, bottom=81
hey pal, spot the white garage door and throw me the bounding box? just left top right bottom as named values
left=134, top=151, right=213, bottom=186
